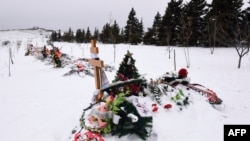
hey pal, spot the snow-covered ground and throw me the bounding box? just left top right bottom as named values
left=0, top=30, right=250, bottom=141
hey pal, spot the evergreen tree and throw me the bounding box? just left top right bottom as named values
left=82, top=29, right=86, bottom=43
left=111, top=20, right=121, bottom=44
left=158, top=0, right=183, bottom=46
left=241, top=0, right=250, bottom=42
left=137, top=18, right=144, bottom=44
left=206, top=0, right=244, bottom=46
left=85, top=27, right=92, bottom=43
left=100, top=23, right=111, bottom=43
left=113, top=50, right=143, bottom=96
left=100, top=21, right=121, bottom=44
left=124, top=8, right=144, bottom=45
left=50, top=30, right=61, bottom=42
left=93, top=28, right=100, bottom=41
left=75, top=29, right=83, bottom=43
left=120, top=28, right=125, bottom=43
left=57, top=30, right=62, bottom=41
left=114, top=50, right=140, bottom=80
left=181, top=0, right=208, bottom=46
left=143, top=12, right=162, bottom=45
left=50, top=31, right=57, bottom=41
left=62, top=28, right=74, bottom=42
left=143, top=28, right=155, bottom=45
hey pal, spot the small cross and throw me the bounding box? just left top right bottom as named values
left=89, top=40, right=104, bottom=102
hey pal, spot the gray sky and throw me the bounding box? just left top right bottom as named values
left=0, top=0, right=249, bottom=32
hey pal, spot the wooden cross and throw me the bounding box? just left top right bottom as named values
left=89, top=40, right=104, bottom=102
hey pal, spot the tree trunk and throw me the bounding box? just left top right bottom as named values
left=238, top=55, right=242, bottom=69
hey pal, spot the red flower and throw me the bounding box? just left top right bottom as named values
left=152, top=103, right=157, bottom=107
left=178, top=68, right=188, bottom=78
left=152, top=103, right=158, bottom=112
left=164, top=104, right=172, bottom=109
left=129, top=84, right=140, bottom=93
left=118, top=73, right=128, bottom=81
left=152, top=106, right=158, bottom=112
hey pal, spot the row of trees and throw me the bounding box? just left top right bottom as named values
left=50, top=7, right=143, bottom=45
left=50, top=0, right=250, bottom=48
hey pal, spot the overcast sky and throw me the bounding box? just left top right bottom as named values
left=0, top=0, right=249, bottom=32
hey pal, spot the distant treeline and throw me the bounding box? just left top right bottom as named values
left=50, top=0, right=250, bottom=47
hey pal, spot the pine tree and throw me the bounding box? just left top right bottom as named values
left=82, top=29, right=86, bottom=43
left=112, top=50, right=144, bottom=96
left=58, top=30, right=62, bottom=41
left=114, top=50, right=140, bottom=80
left=93, top=28, right=100, bottom=41
left=181, top=0, right=208, bottom=46
left=100, top=23, right=111, bottom=43
left=158, top=0, right=183, bottom=46
left=111, top=20, right=121, bottom=44
left=62, top=28, right=74, bottom=42
left=143, top=28, right=155, bottom=45
left=50, top=31, right=57, bottom=41
left=124, top=8, right=144, bottom=45
left=75, top=29, right=83, bottom=43
left=143, top=12, right=162, bottom=45
left=138, top=18, right=144, bottom=44
left=85, top=27, right=92, bottom=42
left=206, top=0, right=244, bottom=46
left=120, top=28, right=125, bottom=43
left=241, top=0, right=250, bottom=42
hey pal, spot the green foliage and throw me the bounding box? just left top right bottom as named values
left=85, top=27, right=92, bottom=42
left=49, top=0, right=248, bottom=47
left=158, top=0, right=183, bottom=46
left=75, top=29, right=84, bottom=43
left=171, top=89, right=191, bottom=111
left=150, top=85, right=162, bottom=105
left=143, top=12, right=162, bottom=45
left=114, top=50, right=140, bottom=82
left=102, top=118, right=112, bottom=134
left=206, top=0, right=244, bottom=46
left=124, top=8, right=143, bottom=45
left=100, top=23, right=112, bottom=43
left=93, top=28, right=100, bottom=41
left=110, top=93, right=153, bottom=140
left=100, top=21, right=121, bottom=44
left=50, top=31, right=58, bottom=41
left=180, top=0, right=208, bottom=46
left=111, top=50, right=144, bottom=96
left=62, top=28, right=74, bottom=42
left=110, top=93, right=127, bottom=114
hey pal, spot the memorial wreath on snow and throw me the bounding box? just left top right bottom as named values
left=144, top=68, right=224, bottom=111
left=73, top=40, right=153, bottom=141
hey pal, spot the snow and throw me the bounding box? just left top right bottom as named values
left=1, top=30, right=250, bottom=141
